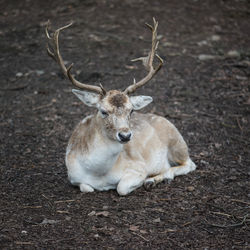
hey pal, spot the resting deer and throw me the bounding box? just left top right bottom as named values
left=46, top=19, right=196, bottom=195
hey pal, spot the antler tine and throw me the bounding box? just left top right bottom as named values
left=124, top=18, right=163, bottom=95
left=46, top=21, right=106, bottom=96
left=46, top=21, right=73, bottom=78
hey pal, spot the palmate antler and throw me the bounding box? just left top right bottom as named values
left=123, top=18, right=163, bottom=95
left=45, top=21, right=106, bottom=96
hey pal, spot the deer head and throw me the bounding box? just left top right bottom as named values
left=46, top=18, right=163, bottom=143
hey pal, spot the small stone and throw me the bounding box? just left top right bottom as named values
left=88, top=211, right=96, bottom=216
left=65, top=216, right=71, bottom=221
left=129, top=225, right=139, bottom=232
left=210, top=35, right=220, bottom=41
left=96, top=211, right=109, bottom=217
left=228, top=176, right=237, bottom=181
left=40, top=218, right=58, bottom=225
left=76, top=70, right=81, bottom=75
left=213, top=25, right=222, bottom=32
left=242, top=60, right=250, bottom=66
left=157, top=34, right=163, bottom=40
left=162, top=42, right=177, bottom=47
left=24, top=148, right=31, bottom=154
left=226, top=50, right=240, bottom=58
left=187, top=186, right=195, bottom=192
left=209, top=17, right=217, bottom=23
left=200, top=160, right=209, bottom=166
left=35, top=70, right=45, bottom=76
left=198, top=54, right=217, bottom=61
left=197, top=40, right=208, bottom=46
left=16, top=72, right=23, bottom=77
left=235, top=75, right=247, bottom=80
left=153, top=218, right=161, bottom=223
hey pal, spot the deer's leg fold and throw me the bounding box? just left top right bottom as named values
left=164, top=158, right=196, bottom=180
left=144, top=174, right=165, bottom=191
left=117, top=170, right=147, bottom=196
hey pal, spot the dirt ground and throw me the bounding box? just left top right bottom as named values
left=0, top=0, right=249, bottom=249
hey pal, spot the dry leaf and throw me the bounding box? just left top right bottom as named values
left=88, top=211, right=96, bottom=216
left=153, top=218, right=161, bottom=223
left=96, top=211, right=109, bottom=217
left=129, top=225, right=139, bottom=232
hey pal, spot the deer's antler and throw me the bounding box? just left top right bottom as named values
left=46, top=21, right=106, bottom=96
left=123, top=18, right=163, bottom=95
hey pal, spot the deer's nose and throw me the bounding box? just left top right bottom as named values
left=118, top=132, right=132, bottom=142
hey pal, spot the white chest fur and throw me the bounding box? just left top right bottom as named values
left=67, top=136, right=123, bottom=191
left=81, top=141, right=122, bottom=176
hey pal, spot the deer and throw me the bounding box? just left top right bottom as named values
left=46, top=18, right=196, bottom=196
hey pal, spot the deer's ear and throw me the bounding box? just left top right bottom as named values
left=72, top=89, right=100, bottom=107
left=129, top=96, right=153, bottom=110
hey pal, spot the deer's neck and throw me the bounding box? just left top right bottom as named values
left=85, top=115, right=123, bottom=175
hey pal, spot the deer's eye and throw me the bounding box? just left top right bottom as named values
left=100, top=109, right=109, bottom=117
left=130, top=109, right=134, bottom=116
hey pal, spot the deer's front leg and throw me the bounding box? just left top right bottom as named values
left=117, top=170, right=147, bottom=196
left=79, top=183, right=94, bottom=193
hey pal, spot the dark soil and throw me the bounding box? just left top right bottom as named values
left=0, top=0, right=249, bottom=249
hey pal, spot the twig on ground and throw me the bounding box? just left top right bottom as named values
left=32, top=102, right=54, bottom=111
left=42, top=194, right=54, bottom=209
left=22, top=205, right=43, bottom=209
left=236, top=117, right=243, bottom=132
left=15, top=241, right=34, bottom=245
left=231, top=199, right=250, bottom=206
left=132, top=232, right=149, bottom=242
left=221, top=122, right=236, bottom=129
left=205, top=214, right=249, bottom=228
left=210, top=211, right=232, bottom=218
left=0, top=84, right=28, bottom=91
left=159, top=198, right=179, bottom=201
left=182, top=221, right=192, bottom=227
left=54, top=199, right=77, bottom=204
